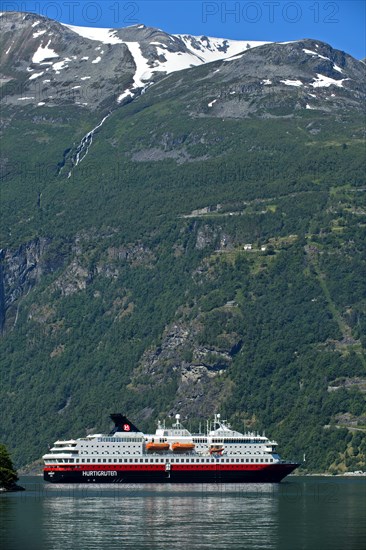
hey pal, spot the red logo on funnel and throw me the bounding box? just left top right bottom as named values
left=123, top=424, right=131, bottom=431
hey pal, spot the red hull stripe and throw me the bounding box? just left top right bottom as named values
left=44, top=464, right=290, bottom=473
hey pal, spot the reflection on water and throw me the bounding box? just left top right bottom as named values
left=1, top=478, right=365, bottom=550
left=43, top=484, right=278, bottom=550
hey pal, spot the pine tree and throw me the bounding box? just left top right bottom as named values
left=0, top=444, right=19, bottom=489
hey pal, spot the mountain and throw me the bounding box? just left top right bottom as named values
left=0, top=12, right=266, bottom=109
left=0, top=13, right=365, bottom=473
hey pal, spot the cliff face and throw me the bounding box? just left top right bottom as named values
left=0, top=238, right=51, bottom=331
left=130, top=315, right=242, bottom=418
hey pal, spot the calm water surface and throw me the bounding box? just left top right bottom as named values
left=1, top=476, right=365, bottom=550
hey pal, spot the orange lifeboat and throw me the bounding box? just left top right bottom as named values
left=209, top=446, right=224, bottom=455
left=171, top=442, right=195, bottom=453
left=146, top=442, right=170, bottom=452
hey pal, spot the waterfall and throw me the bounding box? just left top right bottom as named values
left=66, top=113, right=110, bottom=178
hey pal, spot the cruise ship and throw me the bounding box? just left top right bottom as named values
left=43, top=413, right=299, bottom=483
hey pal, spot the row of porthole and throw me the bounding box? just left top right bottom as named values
left=79, top=445, right=140, bottom=449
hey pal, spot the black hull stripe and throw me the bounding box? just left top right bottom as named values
left=44, top=464, right=298, bottom=483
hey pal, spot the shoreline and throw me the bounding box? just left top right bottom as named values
left=0, top=483, right=25, bottom=492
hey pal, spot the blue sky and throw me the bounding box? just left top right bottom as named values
left=1, top=1, right=365, bottom=58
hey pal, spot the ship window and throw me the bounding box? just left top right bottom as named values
left=92, top=459, right=96, bottom=463
left=76, top=459, right=79, bottom=463
left=129, top=459, right=133, bottom=463
left=251, top=459, right=254, bottom=462
left=103, top=459, right=106, bottom=463
left=82, top=459, right=85, bottom=463
left=236, top=459, right=239, bottom=463
left=255, top=459, right=258, bottom=462
left=98, top=459, right=101, bottom=463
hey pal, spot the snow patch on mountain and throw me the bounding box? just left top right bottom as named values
left=117, top=89, right=134, bottom=102
left=152, top=46, right=203, bottom=73
left=64, top=24, right=123, bottom=44
left=33, top=42, right=59, bottom=63
left=29, top=71, right=44, bottom=80
left=311, top=74, right=348, bottom=88
left=176, top=35, right=268, bottom=63
left=303, top=48, right=330, bottom=61
left=53, top=59, right=70, bottom=73
left=281, top=79, right=303, bottom=87
left=124, top=42, right=152, bottom=86
left=33, top=30, right=46, bottom=38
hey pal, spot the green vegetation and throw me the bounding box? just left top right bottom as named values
left=0, top=444, right=19, bottom=489
left=0, top=74, right=365, bottom=472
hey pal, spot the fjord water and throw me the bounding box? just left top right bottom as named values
left=1, top=477, right=365, bottom=550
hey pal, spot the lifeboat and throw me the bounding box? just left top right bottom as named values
left=171, top=442, right=195, bottom=453
left=209, top=446, right=224, bottom=455
left=146, top=442, right=170, bottom=452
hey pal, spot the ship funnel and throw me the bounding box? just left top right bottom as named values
left=109, top=414, right=141, bottom=434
